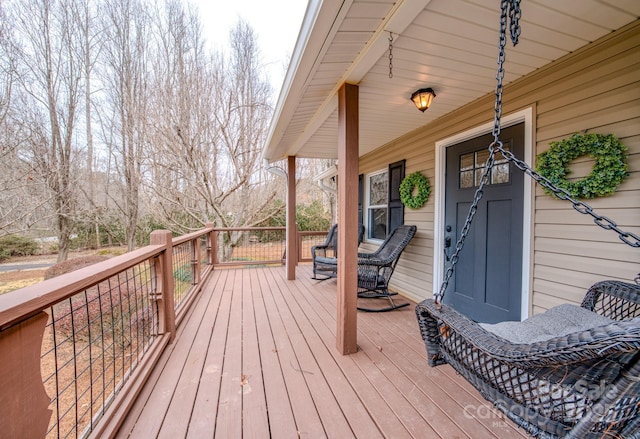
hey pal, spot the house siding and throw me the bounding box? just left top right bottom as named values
left=359, top=20, right=640, bottom=313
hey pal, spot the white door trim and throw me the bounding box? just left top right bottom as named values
left=433, top=107, right=533, bottom=320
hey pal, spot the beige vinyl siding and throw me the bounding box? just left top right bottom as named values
left=359, top=19, right=640, bottom=311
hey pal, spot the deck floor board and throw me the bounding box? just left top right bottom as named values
left=117, top=265, right=530, bottom=439
left=250, top=268, right=299, bottom=439
left=186, top=269, right=233, bottom=437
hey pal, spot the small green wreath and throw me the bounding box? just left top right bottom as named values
left=535, top=133, right=629, bottom=199
left=400, top=171, right=431, bottom=209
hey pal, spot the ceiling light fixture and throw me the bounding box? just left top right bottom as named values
left=410, top=88, right=436, bottom=112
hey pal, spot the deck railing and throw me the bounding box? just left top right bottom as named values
left=212, top=227, right=328, bottom=266
left=0, top=225, right=327, bottom=438
left=298, top=230, right=330, bottom=262
left=213, top=227, right=287, bottom=267
left=0, top=226, right=214, bottom=438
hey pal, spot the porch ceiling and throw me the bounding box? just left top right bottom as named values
left=263, top=0, right=639, bottom=162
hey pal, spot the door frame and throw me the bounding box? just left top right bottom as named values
left=433, top=107, right=534, bottom=320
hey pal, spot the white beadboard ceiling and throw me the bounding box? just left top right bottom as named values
left=263, top=0, right=639, bottom=162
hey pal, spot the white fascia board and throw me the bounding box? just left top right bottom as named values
left=262, top=0, right=349, bottom=163
left=315, top=164, right=338, bottom=181
left=286, top=0, right=433, bottom=158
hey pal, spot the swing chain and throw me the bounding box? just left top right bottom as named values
left=436, top=0, right=639, bottom=306
left=493, top=0, right=520, bottom=141
left=491, top=0, right=638, bottom=248
left=508, top=0, right=522, bottom=43
left=497, top=147, right=640, bottom=247
left=388, top=32, right=394, bottom=79
left=436, top=0, right=520, bottom=305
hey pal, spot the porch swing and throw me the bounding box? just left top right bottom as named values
left=415, top=1, right=640, bottom=438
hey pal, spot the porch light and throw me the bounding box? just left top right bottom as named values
left=410, top=88, right=436, bottom=112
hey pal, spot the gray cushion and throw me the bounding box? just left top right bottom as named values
left=315, top=256, right=337, bottom=265
left=480, top=304, right=613, bottom=344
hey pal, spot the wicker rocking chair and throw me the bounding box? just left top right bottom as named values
left=415, top=2, right=640, bottom=437
left=357, top=225, right=416, bottom=312
left=312, top=224, right=364, bottom=280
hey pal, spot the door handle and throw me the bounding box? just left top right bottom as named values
left=444, top=225, right=452, bottom=261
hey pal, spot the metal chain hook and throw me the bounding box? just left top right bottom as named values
left=388, top=32, right=394, bottom=79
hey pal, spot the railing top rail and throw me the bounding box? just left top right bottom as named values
left=298, top=231, right=330, bottom=236
left=214, top=227, right=286, bottom=232
left=0, top=244, right=164, bottom=331
left=172, top=227, right=214, bottom=246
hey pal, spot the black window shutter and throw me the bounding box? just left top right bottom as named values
left=387, top=160, right=405, bottom=234
left=358, top=173, right=364, bottom=228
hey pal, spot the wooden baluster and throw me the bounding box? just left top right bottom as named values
left=0, top=312, right=52, bottom=438
left=192, top=236, right=200, bottom=285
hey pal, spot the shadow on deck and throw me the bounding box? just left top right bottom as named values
left=117, top=265, right=528, bottom=438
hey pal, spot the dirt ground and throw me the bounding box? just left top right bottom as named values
left=0, top=265, right=51, bottom=294
left=0, top=267, right=48, bottom=282
left=0, top=249, right=122, bottom=294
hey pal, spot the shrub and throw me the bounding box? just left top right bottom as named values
left=0, top=235, right=39, bottom=262
left=44, top=255, right=109, bottom=280
left=297, top=200, right=331, bottom=231
left=173, top=265, right=192, bottom=283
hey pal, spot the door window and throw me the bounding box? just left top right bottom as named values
left=459, top=145, right=511, bottom=188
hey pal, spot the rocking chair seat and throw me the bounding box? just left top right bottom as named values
left=357, top=225, right=416, bottom=312
left=311, top=224, right=364, bottom=280
left=313, top=255, right=338, bottom=279
left=311, top=224, right=339, bottom=280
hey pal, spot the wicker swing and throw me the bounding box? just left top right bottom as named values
left=415, top=2, right=640, bottom=438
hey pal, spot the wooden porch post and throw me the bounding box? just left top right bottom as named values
left=206, top=222, right=215, bottom=269
left=286, top=155, right=297, bottom=280
left=192, top=233, right=201, bottom=285
left=336, top=83, right=359, bottom=355
left=212, top=229, right=220, bottom=266
left=150, top=230, right=176, bottom=342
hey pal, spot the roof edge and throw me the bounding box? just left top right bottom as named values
left=262, top=0, right=349, bottom=163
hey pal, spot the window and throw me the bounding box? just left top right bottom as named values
left=368, top=170, right=388, bottom=240
left=359, top=160, right=405, bottom=241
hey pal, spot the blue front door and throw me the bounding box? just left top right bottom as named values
left=444, top=123, right=524, bottom=323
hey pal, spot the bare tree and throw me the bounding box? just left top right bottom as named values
left=0, top=1, right=330, bottom=259
left=8, top=0, right=86, bottom=261
left=0, top=90, right=58, bottom=237
left=0, top=7, right=15, bottom=150
left=146, top=14, right=285, bottom=245
left=76, top=0, right=103, bottom=248
left=216, top=20, right=280, bottom=227
left=100, top=0, right=150, bottom=251
left=0, top=5, right=22, bottom=233
left=145, top=0, right=216, bottom=230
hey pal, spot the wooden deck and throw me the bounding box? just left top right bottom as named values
left=117, top=265, right=529, bottom=439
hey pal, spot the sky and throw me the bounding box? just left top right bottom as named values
left=190, top=0, right=309, bottom=97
